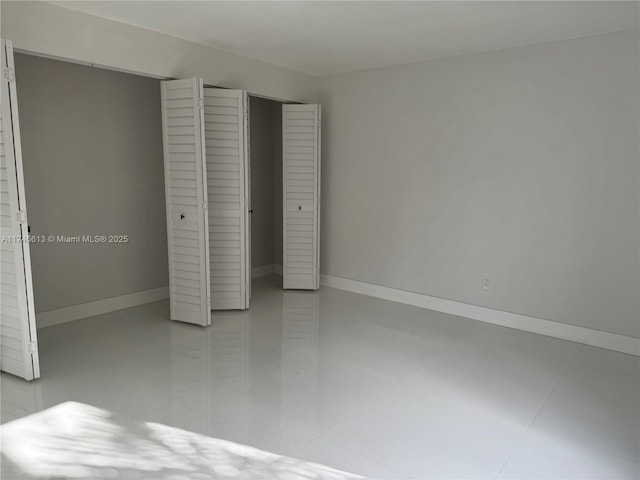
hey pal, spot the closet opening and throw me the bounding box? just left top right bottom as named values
left=13, top=52, right=169, bottom=331
left=247, top=95, right=284, bottom=291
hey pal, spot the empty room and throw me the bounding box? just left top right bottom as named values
left=0, top=1, right=638, bottom=479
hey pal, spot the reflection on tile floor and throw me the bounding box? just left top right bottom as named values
left=1, top=276, right=638, bottom=479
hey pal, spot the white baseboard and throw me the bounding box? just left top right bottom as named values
left=320, top=274, right=639, bottom=357
left=36, top=287, right=169, bottom=329
left=252, top=264, right=274, bottom=279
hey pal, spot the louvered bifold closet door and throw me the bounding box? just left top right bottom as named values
left=203, top=88, right=249, bottom=310
left=283, top=104, right=321, bottom=290
left=161, top=78, right=211, bottom=326
left=0, top=39, right=40, bottom=380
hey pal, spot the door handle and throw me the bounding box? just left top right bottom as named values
left=249, top=209, right=254, bottom=214
left=180, top=214, right=185, bottom=220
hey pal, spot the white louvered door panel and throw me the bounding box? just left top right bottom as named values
left=161, top=78, right=211, bottom=326
left=0, top=39, right=40, bottom=380
left=283, top=104, right=321, bottom=290
left=203, top=88, right=249, bottom=310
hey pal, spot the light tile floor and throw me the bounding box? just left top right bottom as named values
left=1, top=276, right=638, bottom=479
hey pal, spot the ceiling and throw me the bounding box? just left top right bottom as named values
left=54, top=1, right=639, bottom=76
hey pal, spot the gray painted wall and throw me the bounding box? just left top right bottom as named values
left=249, top=96, right=282, bottom=269
left=15, top=53, right=168, bottom=313
left=318, top=30, right=640, bottom=338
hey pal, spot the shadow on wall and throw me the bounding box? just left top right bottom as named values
left=0, top=401, right=361, bottom=480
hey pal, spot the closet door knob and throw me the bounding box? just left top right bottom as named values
left=180, top=214, right=185, bottom=219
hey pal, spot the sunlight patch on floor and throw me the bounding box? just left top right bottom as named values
left=0, top=401, right=363, bottom=479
